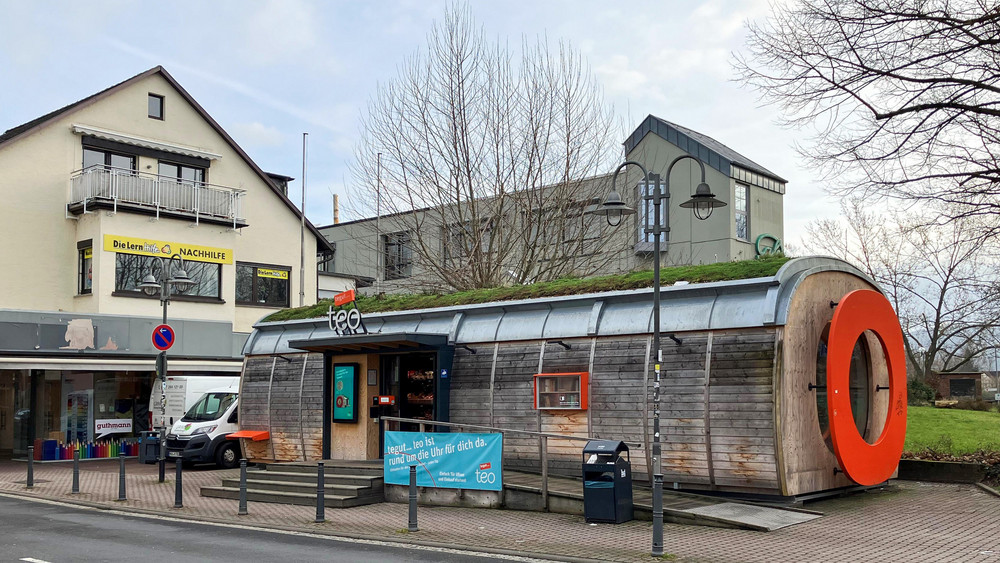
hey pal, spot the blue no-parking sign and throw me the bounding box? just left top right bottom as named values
left=152, top=324, right=175, bottom=351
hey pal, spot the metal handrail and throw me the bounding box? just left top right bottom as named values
left=69, top=166, right=246, bottom=227
left=380, top=416, right=641, bottom=510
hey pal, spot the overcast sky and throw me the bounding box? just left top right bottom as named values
left=0, top=0, right=836, bottom=247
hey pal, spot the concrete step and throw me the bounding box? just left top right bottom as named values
left=200, top=486, right=383, bottom=508
left=220, top=478, right=376, bottom=497
left=262, top=463, right=383, bottom=477
left=246, top=470, right=383, bottom=488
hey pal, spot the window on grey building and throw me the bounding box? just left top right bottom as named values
left=236, top=263, right=290, bottom=307
left=383, top=232, right=413, bottom=280
left=114, top=253, right=220, bottom=299
left=637, top=178, right=666, bottom=248
left=78, top=241, right=93, bottom=295
left=735, top=183, right=749, bottom=241
left=317, top=246, right=336, bottom=273
left=148, top=93, right=164, bottom=120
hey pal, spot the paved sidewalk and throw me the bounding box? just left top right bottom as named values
left=1, top=459, right=999, bottom=562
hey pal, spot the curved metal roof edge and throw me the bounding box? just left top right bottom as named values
left=253, top=274, right=779, bottom=332
left=252, top=256, right=872, bottom=333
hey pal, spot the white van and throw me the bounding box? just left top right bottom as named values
left=149, top=375, right=240, bottom=429
left=165, top=387, right=242, bottom=469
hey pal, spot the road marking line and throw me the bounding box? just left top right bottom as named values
left=21, top=558, right=52, bottom=563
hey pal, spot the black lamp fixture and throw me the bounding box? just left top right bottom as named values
left=590, top=188, right=636, bottom=227
left=679, top=181, right=726, bottom=220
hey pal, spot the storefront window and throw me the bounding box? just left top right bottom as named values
left=115, top=253, right=220, bottom=299
left=236, top=263, right=290, bottom=307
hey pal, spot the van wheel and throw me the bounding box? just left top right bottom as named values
left=216, top=441, right=239, bottom=469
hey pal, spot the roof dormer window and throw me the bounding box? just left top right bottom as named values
left=148, top=93, right=164, bottom=120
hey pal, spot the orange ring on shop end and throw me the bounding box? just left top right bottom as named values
left=827, top=289, right=908, bottom=486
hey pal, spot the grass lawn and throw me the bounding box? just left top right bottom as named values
left=905, top=405, right=1000, bottom=455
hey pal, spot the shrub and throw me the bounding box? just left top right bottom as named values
left=907, top=378, right=935, bottom=405
left=955, top=399, right=993, bottom=412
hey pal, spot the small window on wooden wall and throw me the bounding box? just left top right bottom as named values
left=533, top=372, right=588, bottom=410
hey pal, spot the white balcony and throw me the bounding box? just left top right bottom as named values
left=69, top=167, right=247, bottom=228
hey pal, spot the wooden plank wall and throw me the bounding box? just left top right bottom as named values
left=491, top=341, right=544, bottom=472
left=447, top=328, right=781, bottom=494
left=301, top=353, right=325, bottom=460
left=239, top=356, right=275, bottom=461
left=239, top=352, right=325, bottom=463
left=706, top=330, right=779, bottom=491
left=659, top=333, right=712, bottom=486
left=450, top=344, right=494, bottom=429
left=590, top=337, right=650, bottom=479
left=537, top=341, right=592, bottom=475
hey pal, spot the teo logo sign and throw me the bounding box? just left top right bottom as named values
left=327, top=290, right=367, bottom=336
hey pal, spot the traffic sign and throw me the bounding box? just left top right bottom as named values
left=152, top=324, right=175, bottom=351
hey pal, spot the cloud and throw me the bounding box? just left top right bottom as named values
left=231, top=121, right=285, bottom=148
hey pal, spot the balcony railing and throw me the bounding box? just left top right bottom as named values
left=69, top=167, right=247, bottom=227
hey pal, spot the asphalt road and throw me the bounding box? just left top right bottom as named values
left=0, top=495, right=536, bottom=563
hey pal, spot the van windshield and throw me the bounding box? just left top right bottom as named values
left=182, top=392, right=237, bottom=422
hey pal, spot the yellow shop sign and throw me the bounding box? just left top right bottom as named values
left=103, top=235, right=233, bottom=264
left=257, top=268, right=289, bottom=279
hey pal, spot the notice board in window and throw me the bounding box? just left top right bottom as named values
left=333, top=363, right=359, bottom=422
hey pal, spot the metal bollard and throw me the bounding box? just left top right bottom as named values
left=174, top=459, right=183, bottom=508
left=26, top=446, right=34, bottom=489
left=158, top=432, right=165, bottom=483
left=72, top=449, right=80, bottom=494
left=118, top=453, right=127, bottom=501
left=315, top=462, right=325, bottom=523
left=407, top=465, right=418, bottom=532
left=237, top=459, right=248, bottom=516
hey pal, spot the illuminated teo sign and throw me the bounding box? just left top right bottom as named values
left=827, top=289, right=907, bottom=486
left=327, top=290, right=367, bottom=336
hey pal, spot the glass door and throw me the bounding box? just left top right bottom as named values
left=0, top=371, right=32, bottom=458
left=400, top=353, right=436, bottom=430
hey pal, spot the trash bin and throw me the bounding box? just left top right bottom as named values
left=582, top=440, right=633, bottom=523
left=139, top=431, right=160, bottom=464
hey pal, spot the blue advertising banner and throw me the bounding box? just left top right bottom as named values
left=383, top=431, right=503, bottom=491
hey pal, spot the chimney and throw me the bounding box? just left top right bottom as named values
left=333, top=193, right=340, bottom=224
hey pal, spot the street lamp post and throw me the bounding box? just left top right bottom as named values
left=138, top=254, right=196, bottom=482
left=589, top=157, right=724, bottom=557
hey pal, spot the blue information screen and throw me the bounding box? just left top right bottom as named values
left=384, top=431, right=503, bottom=491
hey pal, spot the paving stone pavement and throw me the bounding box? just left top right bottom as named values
left=1, top=459, right=999, bottom=562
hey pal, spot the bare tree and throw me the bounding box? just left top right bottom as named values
left=737, top=1, right=1000, bottom=236
left=805, top=200, right=1000, bottom=381
left=347, top=3, right=622, bottom=292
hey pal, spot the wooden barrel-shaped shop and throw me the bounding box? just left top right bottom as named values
left=237, top=256, right=907, bottom=498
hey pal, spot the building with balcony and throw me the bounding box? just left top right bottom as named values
left=320, top=115, right=786, bottom=294
left=0, top=66, right=335, bottom=458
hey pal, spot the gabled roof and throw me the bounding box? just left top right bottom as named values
left=623, top=115, right=787, bottom=184
left=0, top=66, right=333, bottom=252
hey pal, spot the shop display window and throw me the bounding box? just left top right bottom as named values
left=534, top=372, right=588, bottom=410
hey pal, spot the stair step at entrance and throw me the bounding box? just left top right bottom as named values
left=220, top=478, right=376, bottom=496
left=245, top=470, right=383, bottom=488
left=201, top=486, right=381, bottom=508
left=262, top=462, right=383, bottom=477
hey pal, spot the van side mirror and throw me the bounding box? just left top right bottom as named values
left=228, top=410, right=238, bottom=424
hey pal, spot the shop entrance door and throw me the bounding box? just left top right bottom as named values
left=378, top=352, right=437, bottom=455
left=0, top=371, right=31, bottom=459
